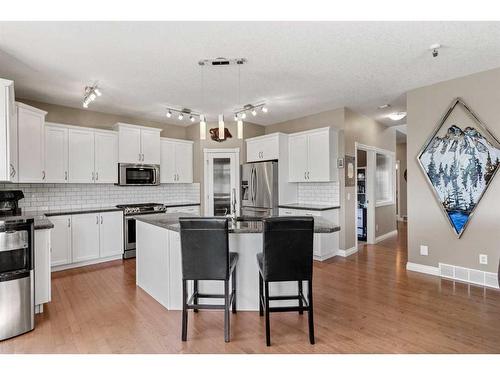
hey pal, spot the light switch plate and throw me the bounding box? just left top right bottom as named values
left=479, top=254, right=488, bottom=265
left=420, top=245, right=429, bottom=256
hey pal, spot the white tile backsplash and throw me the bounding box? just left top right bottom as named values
left=297, top=182, right=340, bottom=205
left=0, top=183, right=200, bottom=211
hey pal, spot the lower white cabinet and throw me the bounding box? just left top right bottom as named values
left=72, top=213, right=100, bottom=263
left=50, top=210, right=124, bottom=269
left=34, top=229, right=51, bottom=308
left=279, top=207, right=339, bottom=260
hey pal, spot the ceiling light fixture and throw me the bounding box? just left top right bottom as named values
left=178, top=113, right=184, bottom=120
left=388, top=112, right=407, bottom=121
left=430, top=43, right=441, bottom=58
left=378, top=104, right=391, bottom=110
left=218, top=114, right=225, bottom=140
left=166, top=110, right=172, bottom=118
left=190, top=115, right=195, bottom=122
left=233, top=103, right=268, bottom=120
left=82, top=84, right=102, bottom=108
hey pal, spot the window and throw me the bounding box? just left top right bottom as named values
left=375, top=151, right=395, bottom=206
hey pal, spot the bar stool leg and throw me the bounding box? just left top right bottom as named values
left=224, top=280, right=231, bottom=342
left=259, top=272, right=264, bottom=317
left=265, top=281, right=271, bottom=346
left=307, top=279, right=315, bottom=345
left=193, top=280, right=199, bottom=313
left=298, top=280, right=304, bottom=315
left=182, top=280, right=188, bottom=341
left=232, top=267, right=237, bottom=314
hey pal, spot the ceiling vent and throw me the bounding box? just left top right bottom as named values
left=198, top=57, right=247, bottom=66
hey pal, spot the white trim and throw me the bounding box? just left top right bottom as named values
left=51, top=254, right=122, bottom=272
left=161, top=136, right=193, bottom=144
left=337, top=246, right=358, bottom=257
left=406, top=262, right=440, bottom=276
left=374, top=229, right=397, bottom=243
left=314, top=249, right=337, bottom=261
left=245, top=132, right=285, bottom=143
left=203, top=147, right=240, bottom=154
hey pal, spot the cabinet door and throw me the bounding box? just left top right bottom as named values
left=175, top=142, right=193, bottom=183
left=71, top=213, right=100, bottom=263
left=118, top=126, right=141, bottom=163
left=68, top=129, right=95, bottom=183
left=34, top=229, right=51, bottom=305
left=288, top=134, right=308, bottom=182
left=95, top=131, right=118, bottom=183
left=50, top=215, right=72, bottom=267
left=141, top=129, right=161, bottom=164
left=246, top=141, right=261, bottom=162
left=260, top=137, right=279, bottom=161
left=45, top=125, right=68, bottom=183
left=99, top=211, right=124, bottom=258
left=307, top=130, right=330, bottom=181
left=17, top=105, right=45, bottom=182
left=160, top=140, right=176, bottom=183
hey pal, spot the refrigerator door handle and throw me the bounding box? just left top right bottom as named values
left=252, top=166, right=257, bottom=203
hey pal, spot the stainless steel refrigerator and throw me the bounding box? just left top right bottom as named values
left=241, top=161, right=278, bottom=217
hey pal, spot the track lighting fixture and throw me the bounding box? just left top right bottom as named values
left=178, top=113, right=184, bottom=120
left=82, top=84, right=102, bottom=108
left=190, top=115, right=195, bottom=122
left=233, top=103, right=269, bottom=121
left=261, top=106, right=268, bottom=113
left=166, top=110, right=172, bottom=118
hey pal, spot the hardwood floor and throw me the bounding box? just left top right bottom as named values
left=2, top=222, right=500, bottom=353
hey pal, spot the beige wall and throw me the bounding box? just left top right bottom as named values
left=344, top=109, right=397, bottom=248
left=186, top=121, right=265, bottom=213
left=407, top=66, right=500, bottom=273
left=396, top=142, right=407, bottom=217
left=265, top=108, right=345, bottom=134
left=17, top=98, right=187, bottom=139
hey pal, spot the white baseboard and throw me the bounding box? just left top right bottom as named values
left=52, top=254, right=123, bottom=272
left=406, top=262, right=440, bottom=276
left=337, top=246, right=358, bottom=257
left=314, top=249, right=337, bottom=261
left=375, top=230, right=398, bottom=243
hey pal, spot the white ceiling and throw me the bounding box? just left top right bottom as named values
left=1, top=22, right=500, bottom=127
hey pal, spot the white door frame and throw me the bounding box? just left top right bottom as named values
left=203, top=148, right=240, bottom=216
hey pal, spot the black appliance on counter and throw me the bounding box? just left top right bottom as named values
left=0, top=190, right=35, bottom=341
left=116, top=203, right=166, bottom=259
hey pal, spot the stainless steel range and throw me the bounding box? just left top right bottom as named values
left=116, top=203, right=166, bottom=259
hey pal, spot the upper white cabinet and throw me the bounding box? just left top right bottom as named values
left=246, top=133, right=285, bottom=162
left=94, top=130, right=118, bottom=183
left=68, top=128, right=95, bottom=183
left=45, top=124, right=69, bottom=183
left=0, top=78, right=17, bottom=182
left=17, top=102, right=47, bottom=183
left=114, top=123, right=161, bottom=164
left=288, top=127, right=338, bottom=182
left=160, top=138, right=193, bottom=183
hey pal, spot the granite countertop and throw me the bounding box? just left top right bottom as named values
left=135, top=213, right=341, bottom=234
left=164, top=202, right=200, bottom=207
left=279, top=203, right=341, bottom=211
left=0, top=212, right=54, bottom=230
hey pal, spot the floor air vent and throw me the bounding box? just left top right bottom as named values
left=439, top=263, right=499, bottom=289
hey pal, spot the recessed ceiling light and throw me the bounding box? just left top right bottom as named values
left=388, top=112, right=407, bottom=121
left=378, top=104, right=391, bottom=110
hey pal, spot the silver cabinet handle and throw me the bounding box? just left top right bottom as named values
left=92, top=171, right=95, bottom=181
left=64, top=171, right=68, bottom=181
left=139, top=153, right=141, bottom=162
left=141, top=153, right=144, bottom=161
left=101, top=215, right=103, bottom=224
left=96, top=215, right=99, bottom=224
left=9, top=164, right=15, bottom=178
left=42, top=170, right=46, bottom=180
left=304, top=171, right=307, bottom=180
left=96, top=172, right=99, bottom=181
left=307, top=171, right=310, bottom=180
left=67, top=218, right=70, bottom=227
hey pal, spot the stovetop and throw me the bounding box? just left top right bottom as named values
left=116, top=203, right=166, bottom=216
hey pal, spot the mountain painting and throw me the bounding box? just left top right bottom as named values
left=418, top=99, right=500, bottom=237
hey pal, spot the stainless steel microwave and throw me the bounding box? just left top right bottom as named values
left=117, top=163, right=160, bottom=186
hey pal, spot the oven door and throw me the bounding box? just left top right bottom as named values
left=118, top=164, right=160, bottom=185
left=123, top=216, right=136, bottom=251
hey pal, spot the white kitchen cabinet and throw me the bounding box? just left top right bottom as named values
left=279, top=207, right=339, bottom=260
left=288, top=127, right=338, bottom=182
left=44, top=124, right=69, bottom=183
left=71, top=213, right=100, bottom=263
left=68, top=128, right=95, bottom=183
left=94, top=130, right=118, bottom=183
left=0, top=78, right=17, bottom=182
left=34, top=229, right=51, bottom=308
left=17, top=102, right=47, bottom=183
left=114, top=123, right=161, bottom=164
left=50, top=215, right=72, bottom=267
left=246, top=133, right=283, bottom=162
left=160, top=138, right=193, bottom=183
left=99, top=211, right=124, bottom=258
left=141, top=128, right=161, bottom=164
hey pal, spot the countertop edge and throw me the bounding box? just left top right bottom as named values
left=278, top=204, right=341, bottom=211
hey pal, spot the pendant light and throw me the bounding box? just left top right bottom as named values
left=218, top=114, right=225, bottom=140
left=199, top=63, right=206, bottom=140
left=237, top=117, right=243, bottom=139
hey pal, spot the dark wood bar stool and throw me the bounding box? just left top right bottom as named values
left=256, top=216, right=315, bottom=346
left=179, top=217, right=238, bottom=343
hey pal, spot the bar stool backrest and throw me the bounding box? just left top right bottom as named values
left=262, top=216, right=314, bottom=282
left=179, top=217, right=230, bottom=281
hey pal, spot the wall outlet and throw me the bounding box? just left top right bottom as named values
left=420, top=245, right=429, bottom=256
left=479, top=254, right=488, bottom=265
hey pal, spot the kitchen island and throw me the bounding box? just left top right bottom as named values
left=135, top=213, right=340, bottom=311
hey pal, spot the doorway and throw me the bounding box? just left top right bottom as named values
left=203, top=148, right=240, bottom=216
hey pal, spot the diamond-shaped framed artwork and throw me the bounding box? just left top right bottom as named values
left=417, top=98, right=500, bottom=238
